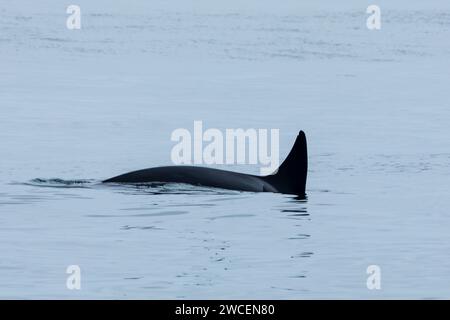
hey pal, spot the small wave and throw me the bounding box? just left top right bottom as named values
left=21, top=178, right=246, bottom=195
left=24, top=178, right=97, bottom=188
left=23, top=179, right=276, bottom=196
left=106, top=182, right=242, bottom=196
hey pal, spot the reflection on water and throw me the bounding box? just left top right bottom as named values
left=0, top=178, right=312, bottom=298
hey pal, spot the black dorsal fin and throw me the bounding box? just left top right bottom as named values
left=263, top=131, right=308, bottom=196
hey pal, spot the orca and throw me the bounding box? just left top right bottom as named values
left=103, top=131, right=307, bottom=196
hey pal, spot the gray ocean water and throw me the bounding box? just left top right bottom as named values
left=1, top=1, right=450, bottom=298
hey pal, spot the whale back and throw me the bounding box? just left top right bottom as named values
left=104, top=131, right=308, bottom=196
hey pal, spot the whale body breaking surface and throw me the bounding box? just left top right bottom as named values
left=104, top=131, right=308, bottom=196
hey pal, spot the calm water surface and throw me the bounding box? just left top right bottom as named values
left=1, top=1, right=450, bottom=298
